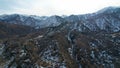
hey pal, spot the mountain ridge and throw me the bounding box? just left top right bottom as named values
left=0, top=6, right=120, bottom=33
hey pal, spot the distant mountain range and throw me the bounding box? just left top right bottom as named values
left=0, top=7, right=120, bottom=32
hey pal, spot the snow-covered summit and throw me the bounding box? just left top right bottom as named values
left=96, top=6, right=120, bottom=14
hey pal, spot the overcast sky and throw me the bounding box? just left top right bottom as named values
left=0, top=0, right=120, bottom=16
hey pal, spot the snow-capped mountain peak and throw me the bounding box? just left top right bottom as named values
left=97, top=6, right=120, bottom=14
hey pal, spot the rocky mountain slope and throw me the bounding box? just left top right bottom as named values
left=0, top=7, right=120, bottom=68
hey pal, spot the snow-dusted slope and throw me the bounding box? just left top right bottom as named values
left=40, top=15, right=66, bottom=28
left=0, top=6, right=120, bottom=32
left=63, top=7, right=120, bottom=32
left=0, top=14, right=65, bottom=29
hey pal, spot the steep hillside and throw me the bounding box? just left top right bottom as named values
left=0, top=22, right=34, bottom=39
